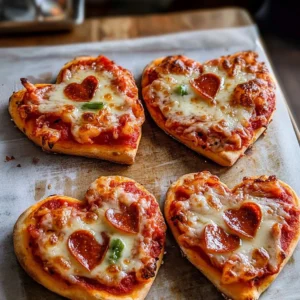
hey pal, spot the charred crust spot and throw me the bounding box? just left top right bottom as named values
left=171, top=214, right=184, bottom=223
left=280, top=251, right=286, bottom=261
left=268, top=175, right=277, bottom=181
left=159, top=55, right=197, bottom=75
left=146, top=69, right=159, bottom=84
left=112, top=151, right=121, bottom=156
left=222, top=59, right=231, bottom=70
left=254, top=175, right=277, bottom=183
left=243, top=175, right=277, bottom=183
left=48, top=268, right=55, bottom=275
left=140, top=262, right=157, bottom=280
left=20, top=78, right=28, bottom=85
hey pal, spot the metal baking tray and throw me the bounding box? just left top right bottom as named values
left=0, top=0, right=84, bottom=33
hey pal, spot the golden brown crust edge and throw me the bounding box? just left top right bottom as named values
left=164, top=173, right=300, bottom=300
left=141, top=57, right=274, bottom=167
left=8, top=87, right=141, bottom=165
left=14, top=176, right=164, bottom=300
left=56, top=56, right=95, bottom=83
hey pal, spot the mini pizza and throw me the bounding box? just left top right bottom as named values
left=14, top=176, right=166, bottom=300
left=9, top=55, right=145, bottom=164
left=142, top=52, right=276, bottom=166
left=165, top=171, right=300, bottom=300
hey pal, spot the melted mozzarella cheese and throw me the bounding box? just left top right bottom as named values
left=150, top=62, right=256, bottom=137
left=36, top=185, right=149, bottom=286
left=181, top=186, right=291, bottom=280
left=41, top=70, right=129, bottom=118
left=33, top=68, right=137, bottom=143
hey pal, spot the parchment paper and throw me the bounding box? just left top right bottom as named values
left=0, top=25, right=300, bottom=300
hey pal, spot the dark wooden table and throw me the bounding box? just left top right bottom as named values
left=0, top=8, right=252, bottom=46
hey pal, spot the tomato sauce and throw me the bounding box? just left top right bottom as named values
left=92, top=128, right=139, bottom=147
left=75, top=272, right=139, bottom=295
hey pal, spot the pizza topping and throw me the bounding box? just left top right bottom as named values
left=221, top=254, right=258, bottom=284
left=143, top=52, right=275, bottom=152
left=64, top=76, right=98, bottom=102
left=21, top=78, right=37, bottom=93
left=252, top=247, right=270, bottom=268
left=19, top=56, right=144, bottom=148
left=105, top=203, right=139, bottom=234
left=169, top=172, right=299, bottom=285
left=27, top=177, right=166, bottom=295
left=223, top=202, right=262, bottom=239
left=81, top=102, right=104, bottom=110
left=176, top=84, right=189, bottom=96
left=109, top=238, right=125, bottom=264
left=68, top=230, right=110, bottom=271
left=201, top=223, right=241, bottom=253
left=190, top=73, right=221, bottom=104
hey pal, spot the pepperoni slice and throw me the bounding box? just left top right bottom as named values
left=201, top=223, right=240, bottom=253
left=64, top=76, right=98, bottom=102
left=190, top=73, right=220, bottom=103
left=68, top=230, right=109, bottom=271
left=105, top=202, right=139, bottom=234
left=223, top=202, right=262, bottom=239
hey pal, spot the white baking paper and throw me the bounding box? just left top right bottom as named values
left=0, top=25, right=299, bottom=300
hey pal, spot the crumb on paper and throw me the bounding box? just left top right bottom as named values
left=5, top=155, right=15, bottom=162
left=47, top=184, right=52, bottom=189
left=16, top=164, right=21, bottom=168
left=32, top=157, right=40, bottom=164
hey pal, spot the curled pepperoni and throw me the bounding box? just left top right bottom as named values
left=64, top=76, right=98, bottom=102
left=190, top=73, right=220, bottom=103
left=223, top=202, right=262, bottom=239
left=105, top=202, right=139, bottom=234
left=68, top=230, right=109, bottom=271
left=201, top=224, right=240, bottom=253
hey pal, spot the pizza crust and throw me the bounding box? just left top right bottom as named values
left=9, top=56, right=145, bottom=165
left=142, top=56, right=274, bottom=167
left=14, top=176, right=165, bottom=300
left=164, top=173, right=300, bottom=300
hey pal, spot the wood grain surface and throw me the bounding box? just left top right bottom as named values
left=0, top=8, right=252, bottom=47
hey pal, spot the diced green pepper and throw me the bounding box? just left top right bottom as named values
left=176, top=85, right=188, bottom=96
left=81, top=102, right=104, bottom=110
left=109, top=239, right=125, bottom=264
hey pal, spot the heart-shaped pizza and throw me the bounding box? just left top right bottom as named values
left=9, top=55, right=145, bottom=164
left=14, top=176, right=166, bottom=300
left=142, top=51, right=276, bottom=166
left=165, top=171, right=300, bottom=300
